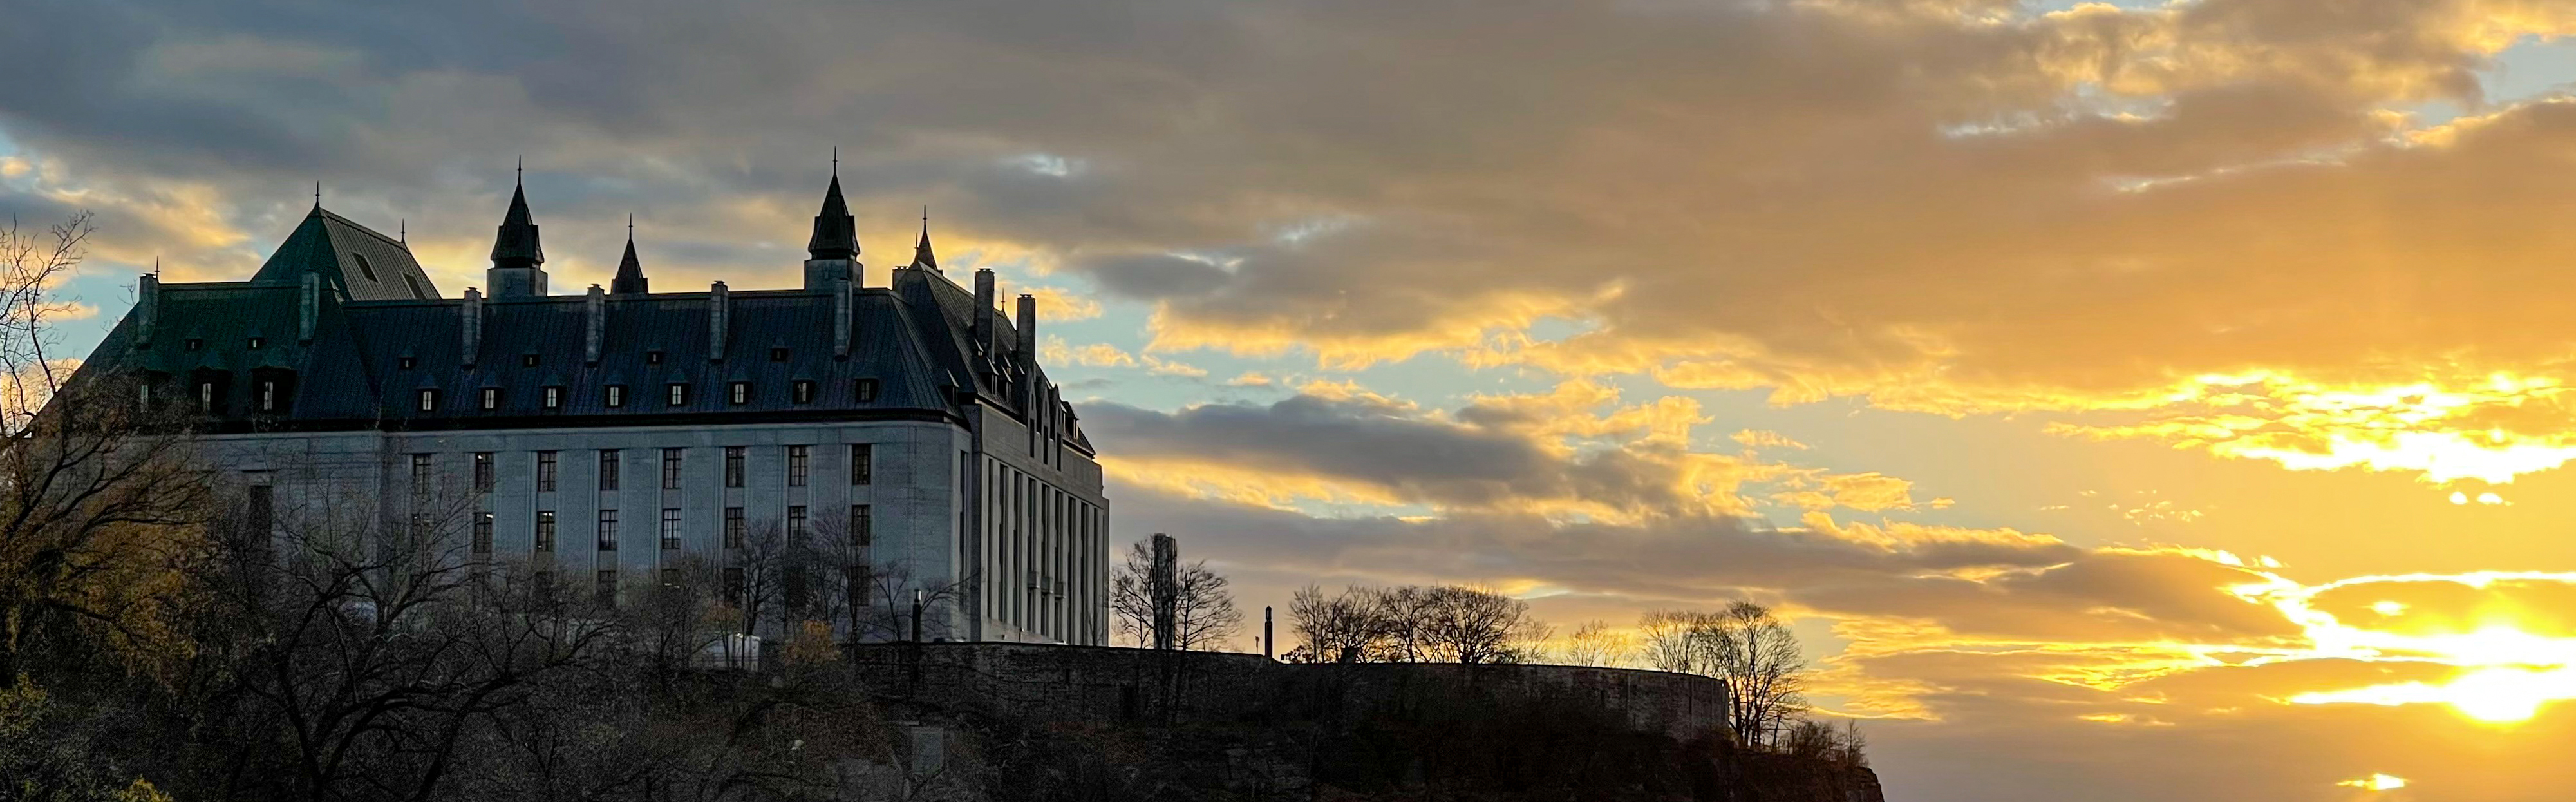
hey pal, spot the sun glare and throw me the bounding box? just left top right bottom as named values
left=2338, top=774, right=2409, bottom=791
left=2244, top=573, right=2576, bottom=724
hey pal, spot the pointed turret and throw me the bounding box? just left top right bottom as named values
left=611, top=237, right=650, bottom=296
left=911, top=207, right=940, bottom=272
left=486, top=166, right=549, bottom=297
left=802, top=156, right=863, bottom=291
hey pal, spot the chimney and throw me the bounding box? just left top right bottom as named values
left=707, top=281, right=729, bottom=361
left=298, top=271, right=318, bottom=343
left=832, top=276, right=852, bottom=358
left=136, top=274, right=159, bottom=347
left=973, top=269, right=995, bottom=352
left=585, top=284, right=604, bottom=365
left=1264, top=606, right=1274, bottom=660
left=1015, top=293, right=1037, bottom=406
left=461, top=288, right=482, bottom=368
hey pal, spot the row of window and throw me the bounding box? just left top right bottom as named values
left=416, top=378, right=879, bottom=412
left=518, top=564, right=876, bottom=609
left=469, top=503, right=875, bottom=554
left=426, top=444, right=876, bottom=494
left=405, top=346, right=815, bottom=372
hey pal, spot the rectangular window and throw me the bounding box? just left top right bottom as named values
left=661, top=448, right=684, bottom=490
left=770, top=347, right=789, bottom=362
left=723, top=567, right=744, bottom=604
left=534, top=510, right=556, bottom=552
left=472, top=512, right=494, bottom=554
left=724, top=446, right=744, bottom=488
left=522, top=354, right=540, bottom=367
left=542, top=386, right=563, bottom=410
left=417, top=388, right=438, bottom=412
left=847, top=564, right=872, bottom=608
left=596, top=570, right=617, bottom=607
left=536, top=451, right=558, bottom=492
left=849, top=444, right=872, bottom=485
left=666, top=383, right=688, bottom=406
left=410, top=453, right=433, bottom=490
left=787, top=445, right=809, bottom=486
left=480, top=387, right=502, bottom=410
left=851, top=504, right=872, bottom=548
left=598, top=450, right=621, bottom=490
left=199, top=381, right=216, bottom=413
left=258, top=379, right=279, bottom=412
left=729, top=381, right=749, bottom=405
left=792, top=379, right=815, bottom=404
left=854, top=378, right=879, bottom=402
left=596, top=510, right=619, bottom=550
left=605, top=385, right=626, bottom=408
left=398, top=356, right=417, bottom=370
left=473, top=452, right=494, bottom=492
left=724, top=507, right=745, bottom=549
left=661, top=508, right=682, bottom=550
left=787, top=505, right=807, bottom=544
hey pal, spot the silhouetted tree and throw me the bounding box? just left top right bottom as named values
left=1109, top=537, right=1241, bottom=650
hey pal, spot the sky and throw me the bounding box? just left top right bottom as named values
left=16, top=0, right=2576, bottom=798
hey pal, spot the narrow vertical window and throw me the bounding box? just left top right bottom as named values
left=666, top=383, right=688, bottom=406
left=596, top=510, right=619, bottom=550
left=724, top=507, right=745, bottom=549
left=200, top=381, right=216, bottom=413
left=534, top=510, right=556, bottom=552
left=792, top=380, right=815, bottom=404
left=723, top=446, right=744, bottom=488
left=661, top=448, right=684, bottom=490
left=417, top=388, right=438, bottom=412
left=851, top=504, right=872, bottom=548
left=259, top=380, right=278, bottom=412
left=543, top=386, right=563, bottom=410
left=854, top=378, right=879, bottom=402
left=598, top=450, right=621, bottom=491
left=787, top=505, right=807, bottom=544
left=536, top=451, right=558, bottom=492
left=729, top=381, right=749, bottom=405
left=787, top=445, right=809, bottom=487
left=849, top=444, right=872, bottom=485
left=472, top=512, right=494, bottom=554
left=660, top=508, right=682, bottom=550
left=480, top=387, right=502, bottom=410
left=605, top=385, right=626, bottom=408
left=472, top=452, right=494, bottom=492
left=410, top=454, right=433, bottom=493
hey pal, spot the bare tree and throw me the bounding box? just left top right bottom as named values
left=1710, top=600, right=1809, bottom=749
left=1556, top=620, right=1632, bottom=667
left=1286, top=584, right=1380, bottom=663
left=1108, top=537, right=1242, bottom=651
left=1635, top=610, right=1711, bottom=675
left=1415, top=585, right=1550, bottom=664
left=0, top=211, right=211, bottom=682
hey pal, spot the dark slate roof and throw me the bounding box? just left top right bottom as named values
left=69, top=249, right=1089, bottom=452
left=249, top=207, right=441, bottom=301
left=489, top=184, right=544, bottom=265
left=610, top=236, right=649, bottom=295
left=806, top=174, right=858, bottom=260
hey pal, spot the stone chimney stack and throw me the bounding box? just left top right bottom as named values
left=136, top=274, right=159, bottom=347
left=708, top=281, right=729, bottom=361
left=832, top=276, right=853, bottom=358
left=1149, top=533, right=1179, bottom=651
left=584, top=284, right=605, bottom=365
left=461, top=288, right=482, bottom=368
left=973, top=269, right=996, bottom=351
left=298, top=271, right=318, bottom=343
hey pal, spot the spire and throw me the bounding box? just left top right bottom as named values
left=912, top=205, right=939, bottom=272
left=313, top=181, right=321, bottom=210
left=612, top=215, right=649, bottom=296
left=806, top=154, right=858, bottom=260
left=490, top=177, right=545, bottom=266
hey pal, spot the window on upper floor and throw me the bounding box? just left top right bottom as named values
left=660, top=508, right=682, bottom=550
left=534, top=510, right=556, bottom=552
left=480, top=387, right=502, bottom=411
left=598, top=450, right=621, bottom=491
left=542, top=386, right=563, bottom=410
left=661, top=448, right=684, bottom=490
left=723, top=446, right=744, bottom=488
left=536, top=451, right=558, bottom=492
left=522, top=354, right=540, bottom=367
left=403, top=274, right=427, bottom=299
left=666, top=383, right=689, bottom=406
left=729, top=381, right=749, bottom=405
left=605, top=385, right=626, bottom=408
left=417, top=388, right=438, bottom=412
left=596, top=510, right=619, bottom=551
left=769, top=347, right=789, bottom=362
left=398, top=356, right=417, bottom=370
left=473, top=452, right=494, bottom=493
left=724, top=507, right=745, bottom=549
left=246, top=336, right=265, bottom=350
left=646, top=350, right=664, bottom=365
left=352, top=253, right=379, bottom=282
left=472, top=512, right=493, bottom=554
left=792, top=379, right=815, bottom=404
left=185, top=338, right=203, bottom=352
left=854, top=378, right=879, bottom=402
left=849, top=444, right=872, bottom=486
left=787, top=446, right=808, bottom=487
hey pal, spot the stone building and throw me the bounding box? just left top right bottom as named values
left=63, top=169, right=1107, bottom=645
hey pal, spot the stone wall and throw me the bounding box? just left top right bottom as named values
left=846, top=642, right=1730, bottom=741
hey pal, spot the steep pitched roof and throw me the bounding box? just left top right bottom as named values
left=806, top=173, right=859, bottom=260
left=249, top=207, right=441, bottom=300
left=610, top=235, right=650, bottom=295
left=489, top=183, right=545, bottom=266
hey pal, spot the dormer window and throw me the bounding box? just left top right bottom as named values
left=605, top=385, right=627, bottom=408
left=480, top=387, right=502, bottom=410
left=246, top=337, right=265, bottom=350
left=542, top=386, right=563, bottom=410
left=398, top=356, right=418, bottom=370
left=522, top=354, right=540, bottom=367
left=729, top=382, right=750, bottom=405
left=352, top=253, right=379, bottom=282
left=666, top=383, right=689, bottom=406
left=185, top=338, right=203, bottom=352
left=646, top=350, right=664, bottom=365
left=416, top=388, right=438, bottom=412
left=769, top=348, right=789, bottom=362
left=792, top=380, right=815, bottom=404
left=854, top=378, right=879, bottom=402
